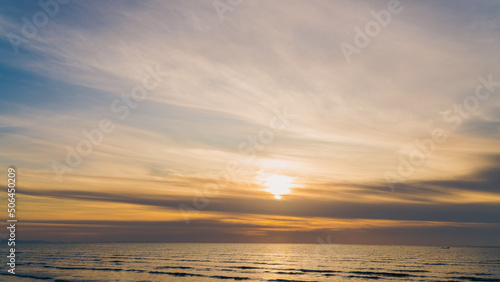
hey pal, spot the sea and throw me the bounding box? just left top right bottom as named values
left=1, top=243, right=500, bottom=281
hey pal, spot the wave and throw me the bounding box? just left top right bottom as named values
left=230, top=266, right=260, bottom=270
left=267, top=279, right=319, bottom=282
left=423, top=262, right=448, bottom=266
left=149, top=270, right=251, bottom=280
left=0, top=272, right=57, bottom=281
left=208, top=275, right=251, bottom=280
left=297, top=269, right=340, bottom=273
left=155, top=266, right=193, bottom=270
left=41, top=265, right=146, bottom=273
left=451, top=276, right=500, bottom=281
left=274, top=271, right=306, bottom=275
left=349, top=271, right=420, bottom=278
left=345, top=275, right=381, bottom=280
left=254, top=262, right=282, bottom=265
left=19, top=262, right=47, bottom=266
left=392, top=269, right=430, bottom=273
left=149, top=270, right=204, bottom=277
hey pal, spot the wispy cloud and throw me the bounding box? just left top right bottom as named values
left=1, top=0, right=499, bottom=244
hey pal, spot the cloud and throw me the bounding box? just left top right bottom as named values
left=419, top=155, right=500, bottom=194
left=18, top=218, right=500, bottom=245
left=1, top=0, right=500, bottom=244
left=16, top=179, right=500, bottom=224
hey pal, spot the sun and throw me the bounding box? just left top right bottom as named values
left=262, top=175, right=294, bottom=199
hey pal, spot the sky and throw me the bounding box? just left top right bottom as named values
left=0, top=0, right=499, bottom=246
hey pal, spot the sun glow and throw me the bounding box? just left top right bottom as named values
left=262, top=175, right=294, bottom=199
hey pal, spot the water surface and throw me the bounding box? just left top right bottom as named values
left=2, top=243, right=500, bottom=281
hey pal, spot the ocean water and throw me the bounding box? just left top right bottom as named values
left=2, top=243, right=500, bottom=281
